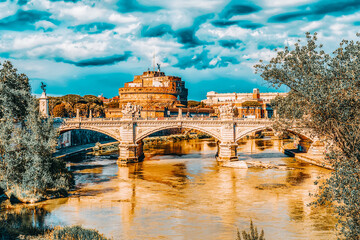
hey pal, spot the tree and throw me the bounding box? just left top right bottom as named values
left=0, top=61, right=73, bottom=202
left=0, top=61, right=31, bottom=120
left=53, top=103, right=67, bottom=117
left=48, top=94, right=105, bottom=117
left=254, top=32, right=360, bottom=238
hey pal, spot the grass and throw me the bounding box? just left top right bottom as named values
left=236, top=221, right=265, bottom=240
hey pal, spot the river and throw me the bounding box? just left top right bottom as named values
left=1, top=138, right=337, bottom=239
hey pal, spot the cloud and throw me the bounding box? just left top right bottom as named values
left=173, top=49, right=239, bottom=70
left=269, top=0, right=360, bottom=23
left=48, top=0, right=81, bottom=2
left=55, top=52, right=132, bottom=67
left=220, top=3, right=261, bottom=19
left=175, top=13, right=215, bottom=48
left=211, top=20, right=238, bottom=27
left=70, top=22, right=116, bottom=34
left=218, top=39, right=243, bottom=49
left=141, top=24, right=174, bottom=37
left=139, top=14, right=215, bottom=48
left=257, top=43, right=280, bottom=50
left=17, top=0, right=29, bottom=6
left=211, top=20, right=263, bottom=29
left=0, top=0, right=358, bottom=99
left=117, top=0, right=162, bottom=13
left=0, top=10, right=52, bottom=31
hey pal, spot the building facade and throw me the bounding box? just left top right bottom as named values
left=202, top=89, right=288, bottom=119
left=105, top=68, right=188, bottom=118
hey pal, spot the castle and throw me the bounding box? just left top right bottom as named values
left=105, top=66, right=188, bottom=118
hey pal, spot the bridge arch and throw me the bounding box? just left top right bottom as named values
left=59, top=127, right=121, bottom=142
left=235, top=126, right=313, bottom=143
left=135, top=124, right=221, bottom=143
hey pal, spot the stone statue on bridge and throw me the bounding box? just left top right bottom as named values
left=121, top=102, right=142, bottom=119
left=218, top=104, right=236, bottom=119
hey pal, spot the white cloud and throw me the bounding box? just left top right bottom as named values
left=262, top=0, right=312, bottom=7
left=108, top=13, right=138, bottom=23
left=300, top=21, right=322, bottom=32
left=35, top=20, right=57, bottom=30
left=13, top=34, right=61, bottom=50
left=242, top=49, right=276, bottom=62
left=330, top=23, right=347, bottom=35
left=207, top=26, right=251, bottom=39
left=58, top=5, right=109, bottom=22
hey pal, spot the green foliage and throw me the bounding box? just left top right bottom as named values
left=188, top=100, right=205, bottom=108
left=236, top=221, right=265, bottom=240
left=0, top=61, right=31, bottom=120
left=52, top=226, right=109, bottom=240
left=255, top=32, right=360, bottom=238
left=0, top=60, right=73, bottom=202
left=53, top=103, right=67, bottom=117
left=105, top=101, right=119, bottom=108
left=49, top=94, right=105, bottom=118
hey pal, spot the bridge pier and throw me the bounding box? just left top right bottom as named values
left=216, top=142, right=238, bottom=161
left=118, top=141, right=144, bottom=163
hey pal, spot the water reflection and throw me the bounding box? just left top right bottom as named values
left=1, top=138, right=337, bottom=240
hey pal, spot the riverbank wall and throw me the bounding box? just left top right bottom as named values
left=281, top=143, right=332, bottom=169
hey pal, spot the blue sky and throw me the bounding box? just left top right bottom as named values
left=0, top=0, right=359, bottom=100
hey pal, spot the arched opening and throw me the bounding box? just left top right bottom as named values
left=57, top=129, right=117, bottom=153
left=235, top=127, right=314, bottom=157
left=135, top=126, right=219, bottom=160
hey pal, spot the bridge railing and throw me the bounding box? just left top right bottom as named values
left=60, top=116, right=274, bottom=124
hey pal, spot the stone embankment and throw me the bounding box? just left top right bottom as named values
left=281, top=142, right=332, bottom=169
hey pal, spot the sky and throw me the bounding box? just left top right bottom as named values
left=0, top=0, right=360, bottom=100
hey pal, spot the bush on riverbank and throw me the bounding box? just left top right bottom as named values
left=51, top=226, right=109, bottom=240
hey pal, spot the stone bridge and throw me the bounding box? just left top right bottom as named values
left=57, top=113, right=318, bottom=163
left=55, top=103, right=323, bottom=163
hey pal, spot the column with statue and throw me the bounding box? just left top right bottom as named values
left=39, top=82, right=49, bottom=118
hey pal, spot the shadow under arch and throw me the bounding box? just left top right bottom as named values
left=59, top=127, right=120, bottom=142
left=235, top=126, right=314, bottom=143
left=135, top=125, right=220, bottom=144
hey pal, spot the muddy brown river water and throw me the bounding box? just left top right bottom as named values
left=2, top=138, right=337, bottom=239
